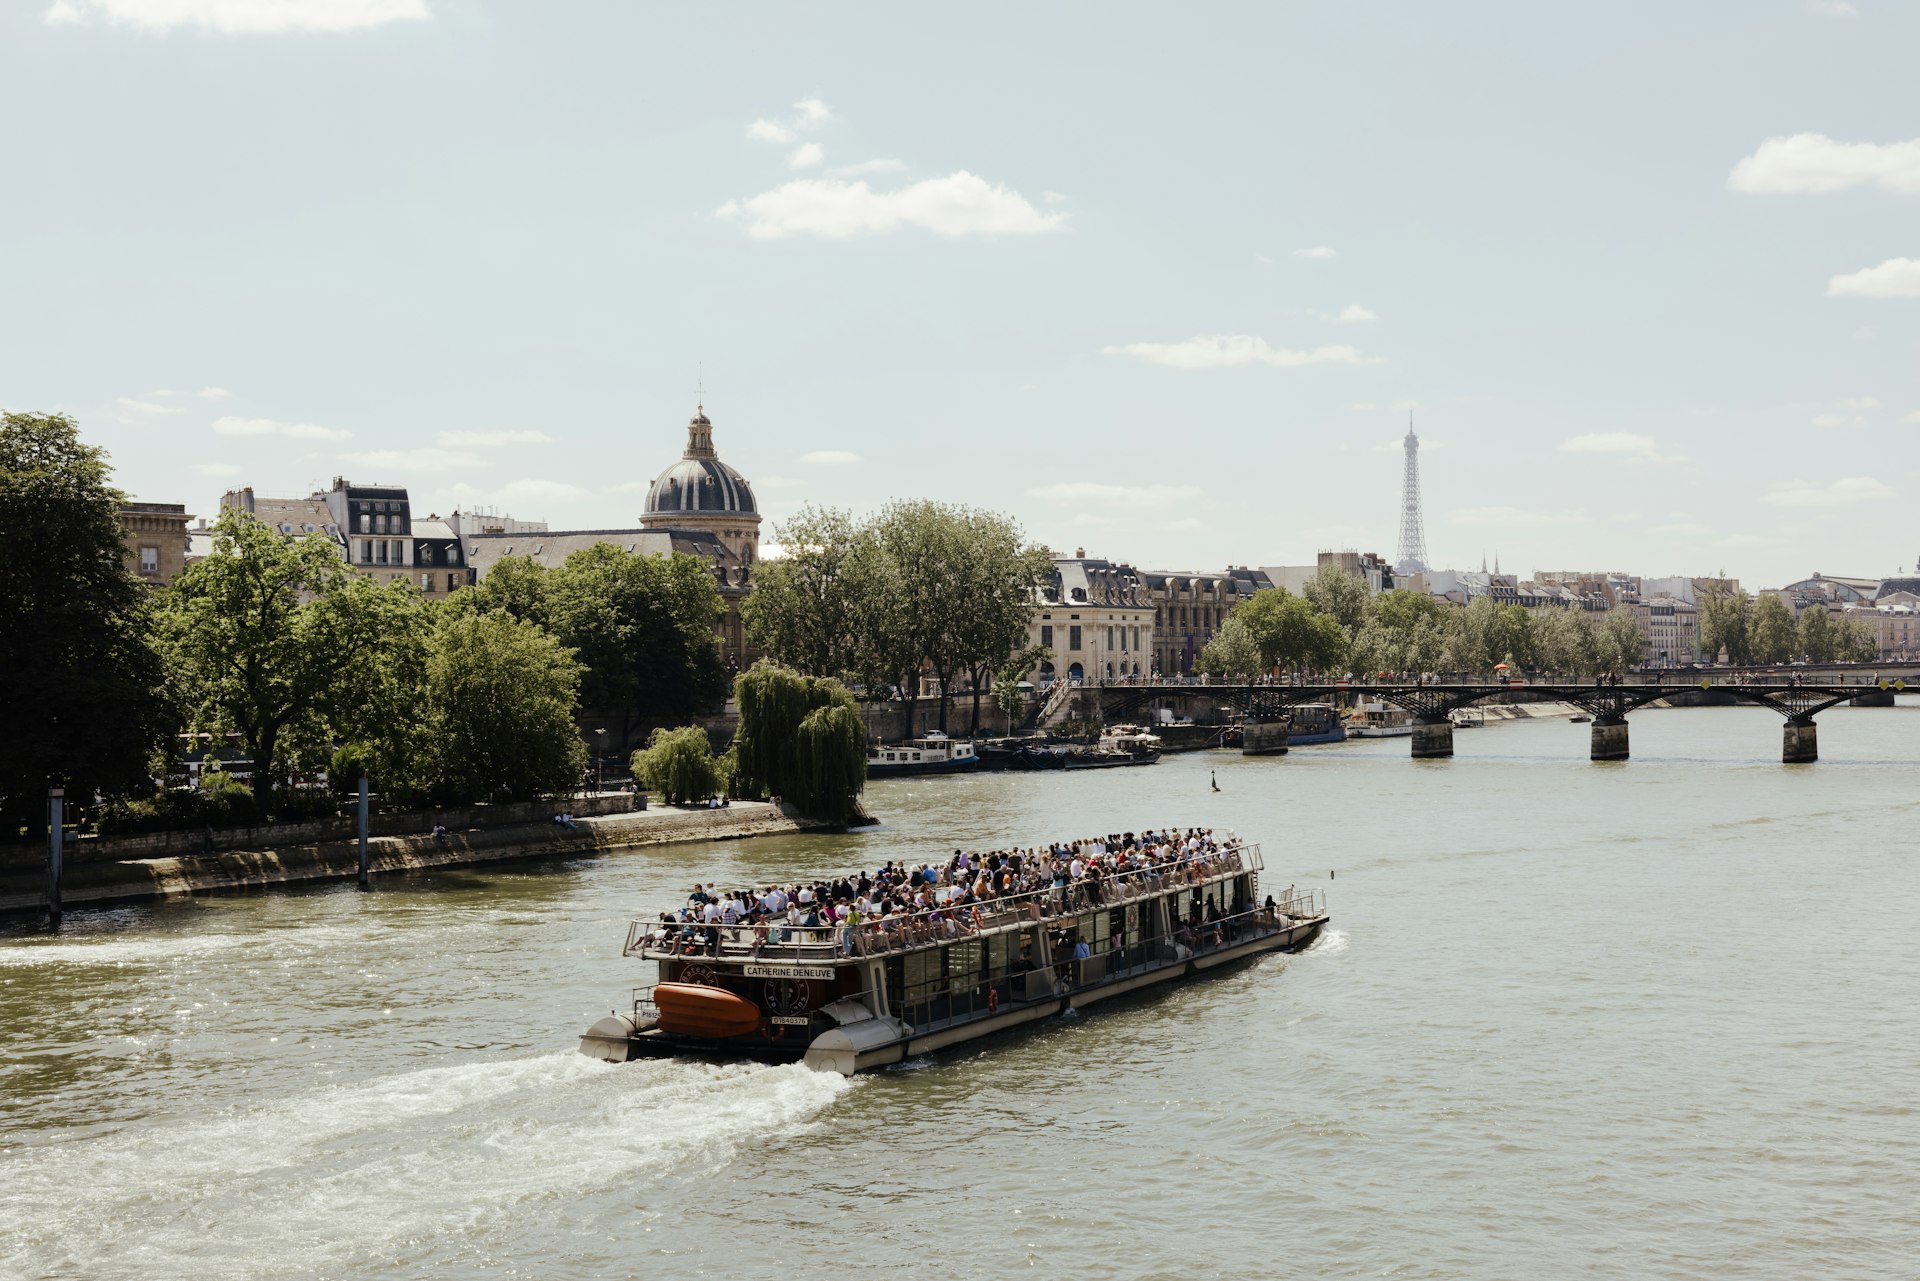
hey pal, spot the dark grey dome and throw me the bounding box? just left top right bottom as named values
left=644, top=405, right=757, bottom=516
left=645, top=456, right=757, bottom=515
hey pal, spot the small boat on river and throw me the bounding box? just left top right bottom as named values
left=1286, top=703, right=1347, bottom=746
left=866, top=732, right=980, bottom=778
left=580, top=828, right=1328, bottom=1075
left=1348, top=701, right=1414, bottom=738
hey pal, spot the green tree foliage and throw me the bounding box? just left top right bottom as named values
left=462, top=544, right=728, bottom=744
left=1195, top=614, right=1263, bottom=680
left=1749, top=593, right=1795, bottom=664
left=1302, top=565, right=1373, bottom=637
left=1354, top=589, right=1450, bottom=676
left=745, top=501, right=1047, bottom=739
left=160, top=507, right=417, bottom=799
left=1841, top=618, right=1880, bottom=663
left=1234, top=588, right=1347, bottom=674
left=1697, top=587, right=1752, bottom=665
left=1594, top=608, right=1645, bottom=673
left=632, top=726, right=722, bottom=805
left=1532, top=607, right=1599, bottom=676
left=732, top=663, right=866, bottom=824
left=1, top=413, right=177, bottom=835
left=739, top=505, right=867, bottom=677
left=421, top=610, right=588, bottom=803
left=1796, top=604, right=1835, bottom=664
left=992, top=644, right=1052, bottom=725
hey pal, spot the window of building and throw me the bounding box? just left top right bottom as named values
left=1041, top=625, right=1053, bottom=648
left=138, top=545, right=159, bottom=575
left=1069, top=625, right=1082, bottom=650
left=1108, top=626, right=1115, bottom=649
left=391, top=540, right=403, bottom=563
left=358, top=513, right=370, bottom=534
left=422, top=545, right=435, bottom=565
left=376, top=541, right=388, bottom=564
left=375, top=513, right=387, bottom=534
left=421, top=573, right=434, bottom=592
left=447, top=572, right=459, bottom=592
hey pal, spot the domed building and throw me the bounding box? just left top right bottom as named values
left=639, top=404, right=761, bottom=568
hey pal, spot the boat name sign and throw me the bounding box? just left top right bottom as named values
left=745, top=964, right=837, bottom=979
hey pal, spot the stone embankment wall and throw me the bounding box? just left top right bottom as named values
left=1, top=802, right=827, bottom=916
left=0, top=793, right=639, bottom=873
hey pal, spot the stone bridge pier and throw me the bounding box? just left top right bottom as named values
left=1590, top=719, right=1630, bottom=762
left=1782, top=720, right=1818, bottom=764
left=1411, top=719, right=1453, bottom=759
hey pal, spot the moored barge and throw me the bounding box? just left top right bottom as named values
left=579, top=829, right=1327, bottom=1075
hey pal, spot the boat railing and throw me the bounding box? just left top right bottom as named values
left=891, top=898, right=1321, bottom=1031
left=626, top=841, right=1267, bottom=963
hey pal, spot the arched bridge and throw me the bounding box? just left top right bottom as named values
left=1090, top=678, right=1908, bottom=763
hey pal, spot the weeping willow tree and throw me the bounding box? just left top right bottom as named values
left=733, top=662, right=868, bottom=825
left=632, top=726, right=722, bottom=805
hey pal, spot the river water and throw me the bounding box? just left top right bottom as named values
left=3, top=706, right=1918, bottom=1280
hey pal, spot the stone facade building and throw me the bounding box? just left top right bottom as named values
left=118, top=501, right=192, bottom=586
left=1029, top=553, right=1156, bottom=685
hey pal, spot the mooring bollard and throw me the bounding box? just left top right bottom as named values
left=357, top=774, right=371, bottom=890
left=47, top=787, right=64, bottom=928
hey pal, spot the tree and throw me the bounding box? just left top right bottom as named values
left=1697, top=588, right=1752, bottom=665
left=1796, top=604, right=1835, bottom=664
left=732, top=663, right=867, bottom=824
left=1594, top=608, right=1645, bottom=673
left=1196, top=615, right=1263, bottom=680
left=1303, top=565, right=1373, bottom=637
left=161, top=508, right=414, bottom=799
left=740, top=505, right=867, bottom=678
left=1840, top=618, right=1880, bottom=663
left=868, top=500, right=972, bottom=733
left=992, top=644, right=1051, bottom=727
left=1749, top=594, right=1795, bottom=664
left=1533, top=607, right=1598, bottom=677
left=420, top=610, right=587, bottom=803
left=1358, top=590, right=1452, bottom=676
left=544, top=544, right=728, bottom=744
left=1234, top=588, right=1348, bottom=674
left=632, top=726, right=722, bottom=805
left=953, top=511, right=1051, bottom=735
left=1, top=413, right=176, bottom=835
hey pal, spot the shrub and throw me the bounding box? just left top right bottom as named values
left=633, top=726, right=721, bottom=805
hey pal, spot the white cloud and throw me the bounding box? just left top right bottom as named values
left=115, top=397, right=181, bottom=415
left=1102, top=335, right=1374, bottom=370
left=196, top=385, right=231, bottom=399
left=830, top=158, right=905, bottom=177
left=1293, top=246, right=1337, bottom=260
left=793, top=97, right=832, bottom=127
left=1728, top=134, right=1920, bottom=194
left=718, top=171, right=1065, bottom=238
left=1445, top=505, right=1567, bottom=527
left=435, top=429, right=552, bottom=447
left=800, top=449, right=861, bottom=465
left=338, top=447, right=484, bottom=471
left=1810, top=413, right=1847, bottom=428
left=1560, top=431, right=1666, bottom=460
left=1026, top=481, right=1204, bottom=510
left=1827, top=258, right=1920, bottom=298
left=1332, top=305, right=1377, bottom=324
left=45, top=0, right=428, bottom=32
left=191, top=462, right=242, bottom=478
left=1905, top=409, right=1920, bottom=425
left=747, top=119, right=796, bottom=144
left=212, top=415, right=351, bottom=441
left=788, top=142, right=825, bottom=169
left=1762, top=476, right=1894, bottom=507
left=1841, top=396, right=1880, bottom=410
left=1809, top=1, right=1858, bottom=15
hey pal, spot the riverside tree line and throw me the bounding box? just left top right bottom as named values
left=2, top=413, right=859, bottom=839
left=1195, top=566, right=1877, bottom=681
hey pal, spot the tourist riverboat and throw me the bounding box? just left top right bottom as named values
left=579, top=833, right=1327, bottom=1075
left=865, top=732, right=981, bottom=777
left=1348, top=701, right=1414, bottom=738
left=1286, top=703, right=1347, bottom=745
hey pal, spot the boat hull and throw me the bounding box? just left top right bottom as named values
left=865, top=757, right=983, bottom=778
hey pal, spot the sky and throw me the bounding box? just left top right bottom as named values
left=3, top=0, right=1917, bottom=589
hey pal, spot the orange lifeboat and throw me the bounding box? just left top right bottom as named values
left=653, top=983, right=763, bottom=1039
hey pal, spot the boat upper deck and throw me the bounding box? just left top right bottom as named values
left=622, top=829, right=1312, bottom=965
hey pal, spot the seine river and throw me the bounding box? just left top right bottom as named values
left=4, top=706, right=1918, bottom=1280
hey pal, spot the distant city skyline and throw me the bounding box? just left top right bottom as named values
left=3, top=2, right=1916, bottom=587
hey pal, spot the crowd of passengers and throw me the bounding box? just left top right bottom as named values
left=648, top=827, right=1299, bottom=959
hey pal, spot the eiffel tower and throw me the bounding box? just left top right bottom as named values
left=1394, top=415, right=1429, bottom=574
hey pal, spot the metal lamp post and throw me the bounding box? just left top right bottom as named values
left=47, top=787, right=64, bottom=928
left=595, top=728, right=606, bottom=792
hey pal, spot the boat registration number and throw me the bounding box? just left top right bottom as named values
left=770, top=1015, right=812, bottom=1026
left=746, top=964, right=837, bottom=979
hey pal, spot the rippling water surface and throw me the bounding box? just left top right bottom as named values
left=4, top=706, right=1919, bottom=1279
